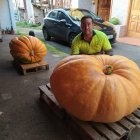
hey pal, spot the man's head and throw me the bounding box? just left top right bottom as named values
left=81, top=15, right=94, bottom=23
left=81, top=15, right=94, bottom=36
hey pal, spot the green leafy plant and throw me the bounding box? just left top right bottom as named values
left=109, top=17, right=120, bottom=25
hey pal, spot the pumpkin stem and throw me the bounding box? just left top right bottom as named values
left=103, top=65, right=113, bottom=75
left=30, top=50, right=34, bottom=56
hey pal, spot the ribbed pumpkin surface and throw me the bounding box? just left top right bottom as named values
left=9, top=36, right=47, bottom=63
left=50, top=55, right=140, bottom=123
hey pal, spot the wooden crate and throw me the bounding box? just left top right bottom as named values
left=39, top=84, right=140, bottom=140
left=13, top=60, right=49, bottom=75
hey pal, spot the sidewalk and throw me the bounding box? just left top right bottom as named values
left=117, top=37, right=140, bottom=47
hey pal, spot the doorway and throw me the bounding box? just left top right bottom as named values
left=127, top=0, right=140, bottom=38
left=96, top=0, right=111, bottom=21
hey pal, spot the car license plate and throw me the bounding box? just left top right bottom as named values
left=107, top=35, right=113, bottom=39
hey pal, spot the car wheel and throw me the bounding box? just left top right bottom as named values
left=68, top=33, right=77, bottom=46
left=43, top=28, right=51, bottom=41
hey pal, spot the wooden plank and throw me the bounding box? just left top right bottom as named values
left=46, top=83, right=51, bottom=90
left=20, top=61, right=49, bottom=75
left=133, top=109, right=140, bottom=118
left=126, top=114, right=140, bottom=124
left=13, top=60, right=49, bottom=75
left=71, top=118, right=107, bottom=140
left=21, top=61, right=49, bottom=70
left=106, top=122, right=127, bottom=137
left=92, top=123, right=120, bottom=140
left=39, top=85, right=60, bottom=106
left=39, top=85, right=65, bottom=119
left=38, top=61, right=49, bottom=69
left=21, top=63, right=38, bottom=69
left=117, top=118, right=135, bottom=130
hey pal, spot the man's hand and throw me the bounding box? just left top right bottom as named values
left=104, top=50, right=113, bottom=56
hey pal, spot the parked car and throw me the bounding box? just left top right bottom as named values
left=42, top=8, right=116, bottom=45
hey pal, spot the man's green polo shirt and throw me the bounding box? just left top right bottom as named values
left=71, top=30, right=112, bottom=55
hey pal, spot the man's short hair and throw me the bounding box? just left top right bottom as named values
left=81, top=15, right=94, bottom=23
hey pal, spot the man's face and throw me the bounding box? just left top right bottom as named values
left=81, top=18, right=94, bottom=35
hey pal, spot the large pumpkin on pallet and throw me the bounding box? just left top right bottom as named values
left=9, top=35, right=47, bottom=63
left=50, top=55, right=140, bottom=123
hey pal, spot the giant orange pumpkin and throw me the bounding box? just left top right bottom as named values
left=9, top=35, right=47, bottom=63
left=50, top=55, right=140, bottom=122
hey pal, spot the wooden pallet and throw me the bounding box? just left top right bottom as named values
left=13, top=60, right=49, bottom=75
left=39, top=84, right=140, bottom=140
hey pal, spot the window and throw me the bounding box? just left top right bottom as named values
left=48, top=11, right=58, bottom=19
left=58, top=12, right=71, bottom=24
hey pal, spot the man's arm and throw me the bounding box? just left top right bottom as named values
left=104, top=49, right=113, bottom=56
left=102, top=33, right=113, bottom=56
left=71, top=35, right=80, bottom=55
left=71, top=44, right=80, bottom=55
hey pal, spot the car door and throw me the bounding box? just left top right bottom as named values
left=46, top=10, right=59, bottom=38
left=55, top=11, right=72, bottom=41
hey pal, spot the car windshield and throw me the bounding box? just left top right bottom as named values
left=65, top=9, right=102, bottom=21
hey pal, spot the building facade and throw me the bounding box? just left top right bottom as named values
left=0, top=0, right=139, bottom=39
left=0, top=0, right=16, bottom=33
left=95, top=0, right=140, bottom=38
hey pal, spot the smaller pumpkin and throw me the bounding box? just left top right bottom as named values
left=9, top=35, right=47, bottom=63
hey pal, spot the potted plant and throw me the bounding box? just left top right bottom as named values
left=109, top=17, right=125, bottom=38
left=109, top=17, right=120, bottom=25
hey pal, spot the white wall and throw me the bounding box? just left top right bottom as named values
left=0, top=0, right=16, bottom=31
left=71, top=0, right=94, bottom=12
left=33, top=6, right=44, bottom=24
left=110, top=0, right=130, bottom=37
left=111, top=0, right=130, bottom=25
left=78, top=0, right=94, bottom=12
left=12, top=0, right=35, bottom=22
left=26, top=0, right=34, bottom=21
left=71, top=0, right=78, bottom=8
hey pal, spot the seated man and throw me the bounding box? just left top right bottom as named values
left=71, top=15, right=113, bottom=55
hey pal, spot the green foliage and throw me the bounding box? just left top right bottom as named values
left=16, top=21, right=42, bottom=30
left=15, top=30, right=27, bottom=35
left=109, top=17, right=120, bottom=25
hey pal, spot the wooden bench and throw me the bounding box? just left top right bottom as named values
left=39, top=83, right=140, bottom=140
